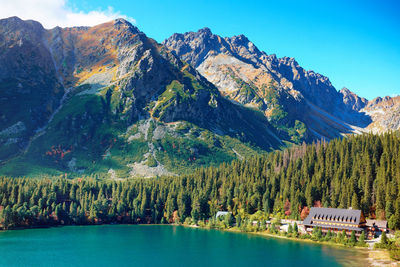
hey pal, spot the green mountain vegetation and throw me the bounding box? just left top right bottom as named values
left=0, top=84, right=273, bottom=178
left=0, top=17, right=284, bottom=178
left=1, top=132, right=400, bottom=231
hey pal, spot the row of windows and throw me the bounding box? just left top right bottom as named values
left=311, top=221, right=357, bottom=228
left=312, top=214, right=357, bottom=223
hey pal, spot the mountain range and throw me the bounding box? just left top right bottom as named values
left=0, top=17, right=398, bottom=178
left=163, top=28, right=400, bottom=139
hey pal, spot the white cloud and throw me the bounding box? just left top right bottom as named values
left=0, top=0, right=135, bottom=28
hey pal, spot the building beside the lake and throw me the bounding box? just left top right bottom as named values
left=216, top=211, right=231, bottom=219
left=303, top=207, right=366, bottom=236
left=365, top=219, right=388, bottom=239
left=366, top=219, right=388, bottom=232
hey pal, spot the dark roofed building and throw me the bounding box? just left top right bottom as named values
left=303, top=207, right=366, bottom=236
left=366, top=220, right=388, bottom=231
left=366, top=219, right=388, bottom=239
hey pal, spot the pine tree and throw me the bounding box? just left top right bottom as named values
left=359, top=231, right=366, bottom=245
left=351, top=193, right=360, bottom=210
left=236, top=214, right=242, bottom=228
left=350, top=231, right=356, bottom=244
left=381, top=231, right=388, bottom=245
left=293, top=222, right=298, bottom=234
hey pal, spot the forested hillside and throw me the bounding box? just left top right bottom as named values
left=1, top=132, right=400, bottom=229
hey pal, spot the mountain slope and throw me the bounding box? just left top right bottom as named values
left=361, top=96, right=400, bottom=133
left=0, top=17, right=64, bottom=160
left=0, top=17, right=282, bottom=178
left=163, top=28, right=384, bottom=141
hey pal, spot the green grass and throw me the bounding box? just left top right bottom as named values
left=152, top=80, right=194, bottom=119
left=0, top=143, right=20, bottom=161
left=152, top=65, right=219, bottom=121
left=0, top=92, right=138, bottom=177
left=146, top=155, right=158, bottom=167
left=152, top=125, right=264, bottom=174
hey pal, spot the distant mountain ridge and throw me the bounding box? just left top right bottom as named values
left=362, top=95, right=400, bottom=133
left=163, top=28, right=399, bottom=140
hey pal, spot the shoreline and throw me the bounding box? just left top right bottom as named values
left=180, top=223, right=397, bottom=266
left=0, top=223, right=397, bottom=266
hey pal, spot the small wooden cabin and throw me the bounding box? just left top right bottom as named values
left=366, top=219, right=388, bottom=238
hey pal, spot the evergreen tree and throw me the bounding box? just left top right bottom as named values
left=0, top=132, right=399, bottom=232
left=288, top=224, right=293, bottom=234
left=350, top=230, right=356, bottom=245
left=359, top=231, right=366, bottom=245
left=381, top=231, right=388, bottom=245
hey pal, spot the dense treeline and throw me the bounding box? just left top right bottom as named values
left=1, top=132, right=400, bottom=230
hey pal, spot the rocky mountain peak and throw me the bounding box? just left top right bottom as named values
left=339, top=87, right=368, bottom=111
left=229, top=34, right=250, bottom=44
left=163, top=28, right=228, bottom=67
left=340, top=87, right=351, bottom=94
left=113, top=18, right=131, bottom=25
left=226, top=34, right=264, bottom=60
left=112, top=18, right=140, bottom=34
left=278, top=56, right=299, bottom=68
left=0, top=16, right=45, bottom=37
left=0, top=16, right=43, bottom=28
left=367, top=95, right=400, bottom=108
left=198, top=27, right=212, bottom=35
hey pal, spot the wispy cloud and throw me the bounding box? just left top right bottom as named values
left=0, top=0, right=135, bottom=28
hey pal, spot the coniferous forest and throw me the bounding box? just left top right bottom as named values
left=1, top=132, right=400, bottom=230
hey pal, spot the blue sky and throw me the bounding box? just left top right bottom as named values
left=2, top=0, right=398, bottom=99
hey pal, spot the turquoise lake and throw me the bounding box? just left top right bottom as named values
left=0, top=225, right=368, bottom=266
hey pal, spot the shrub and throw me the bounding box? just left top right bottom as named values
left=184, top=217, right=192, bottom=225
left=390, top=249, right=400, bottom=261
left=312, top=227, right=323, bottom=241
left=381, top=231, right=388, bottom=245
left=288, top=224, right=293, bottom=234
left=357, top=231, right=367, bottom=247
left=293, top=222, right=298, bottom=234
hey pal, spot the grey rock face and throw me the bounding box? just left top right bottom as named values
left=361, top=96, right=400, bottom=133
left=163, top=28, right=379, bottom=139
left=0, top=16, right=64, bottom=159
left=163, top=28, right=343, bottom=112
left=340, top=87, right=368, bottom=111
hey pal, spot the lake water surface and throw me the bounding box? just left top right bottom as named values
left=0, top=225, right=369, bottom=266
